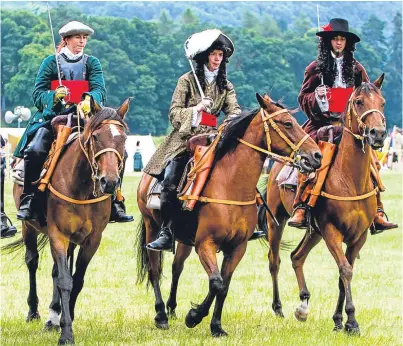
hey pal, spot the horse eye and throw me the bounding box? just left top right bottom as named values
left=284, top=121, right=293, bottom=129
left=355, top=99, right=363, bottom=106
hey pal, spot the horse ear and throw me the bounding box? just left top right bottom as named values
left=373, top=73, right=385, bottom=89
left=117, top=97, right=132, bottom=119
left=256, top=93, right=266, bottom=108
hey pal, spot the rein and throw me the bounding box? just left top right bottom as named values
left=48, top=107, right=125, bottom=205
left=238, top=108, right=310, bottom=166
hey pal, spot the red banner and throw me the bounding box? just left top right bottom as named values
left=328, top=87, right=354, bottom=113
left=51, top=80, right=89, bottom=104
left=200, top=111, right=217, bottom=127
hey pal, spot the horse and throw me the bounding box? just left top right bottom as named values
left=2, top=100, right=130, bottom=345
left=258, top=75, right=388, bottom=334
left=136, top=93, right=323, bottom=336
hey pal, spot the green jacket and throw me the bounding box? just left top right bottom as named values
left=13, top=54, right=106, bottom=158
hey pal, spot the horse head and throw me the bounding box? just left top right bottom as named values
left=82, top=98, right=130, bottom=195
left=256, top=93, right=322, bottom=173
left=348, top=74, right=387, bottom=149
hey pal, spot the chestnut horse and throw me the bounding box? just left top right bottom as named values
left=136, top=93, right=322, bottom=336
left=258, top=75, right=387, bottom=334
left=3, top=100, right=129, bottom=345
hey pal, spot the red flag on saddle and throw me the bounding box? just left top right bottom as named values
left=200, top=111, right=217, bottom=127
left=51, top=80, right=89, bottom=104
left=327, top=87, right=353, bottom=113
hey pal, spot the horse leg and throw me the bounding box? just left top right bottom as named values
left=267, top=216, right=287, bottom=317
left=291, top=231, right=322, bottom=322
left=185, top=242, right=220, bottom=329
left=210, top=242, right=248, bottom=337
left=69, top=234, right=102, bottom=322
left=44, top=263, right=61, bottom=331
left=49, top=233, right=74, bottom=345
left=323, top=226, right=361, bottom=335
left=339, top=231, right=367, bottom=335
left=166, top=243, right=192, bottom=319
left=24, top=224, right=41, bottom=322
left=148, top=248, right=169, bottom=329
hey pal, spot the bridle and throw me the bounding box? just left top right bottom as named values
left=344, top=87, right=386, bottom=151
left=238, top=108, right=310, bottom=166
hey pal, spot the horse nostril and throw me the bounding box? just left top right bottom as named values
left=100, top=177, right=106, bottom=187
left=369, top=128, right=376, bottom=136
left=314, top=151, right=323, bottom=161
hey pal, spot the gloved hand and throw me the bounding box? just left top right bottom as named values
left=78, top=95, right=92, bottom=117
left=53, top=86, right=69, bottom=105
left=196, top=97, right=214, bottom=113
left=315, top=85, right=328, bottom=98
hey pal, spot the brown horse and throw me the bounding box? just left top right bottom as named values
left=258, top=75, right=387, bottom=334
left=136, top=93, right=322, bottom=336
left=3, top=100, right=129, bottom=345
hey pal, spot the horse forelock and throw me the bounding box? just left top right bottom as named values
left=355, top=82, right=382, bottom=98
left=214, top=109, right=259, bottom=161
left=83, top=107, right=128, bottom=137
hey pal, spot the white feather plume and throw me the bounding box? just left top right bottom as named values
left=184, top=29, right=222, bottom=59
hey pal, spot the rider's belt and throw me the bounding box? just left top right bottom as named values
left=200, top=111, right=217, bottom=127
left=51, top=80, right=89, bottom=104
left=328, top=87, right=354, bottom=112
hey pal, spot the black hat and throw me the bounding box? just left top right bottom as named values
left=316, top=18, right=360, bottom=43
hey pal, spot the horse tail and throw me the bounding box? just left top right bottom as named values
left=135, top=216, right=164, bottom=287
left=256, top=176, right=295, bottom=252
left=1, top=234, right=49, bottom=255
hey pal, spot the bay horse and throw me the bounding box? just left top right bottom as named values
left=258, top=75, right=387, bottom=334
left=2, top=100, right=129, bottom=345
left=136, top=93, right=323, bottom=336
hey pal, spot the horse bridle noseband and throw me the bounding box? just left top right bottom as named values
left=238, top=108, right=310, bottom=166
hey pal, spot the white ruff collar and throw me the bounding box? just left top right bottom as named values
left=204, top=64, right=219, bottom=84
left=60, top=47, right=83, bottom=60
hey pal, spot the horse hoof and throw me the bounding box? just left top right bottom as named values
left=211, top=326, right=228, bottom=337
left=58, top=336, right=74, bottom=345
left=294, top=309, right=308, bottom=322
left=155, top=320, right=169, bottom=330
left=344, top=325, right=360, bottom=336
left=185, top=308, right=200, bottom=328
left=274, top=310, right=284, bottom=318
left=26, top=312, right=40, bottom=322
left=333, top=324, right=343, bottom=332
left=43, top=320, right=60, bottom=332
left=167, top=310, right=177, bottom=320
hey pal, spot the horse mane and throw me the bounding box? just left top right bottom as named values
left=214, top=101, right=287, bottom=161
left=355, top=81, right=382, bottom=97
left=83, top=107, right=128, bottom=137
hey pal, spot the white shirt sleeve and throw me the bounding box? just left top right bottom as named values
left=191, top=107, right=202, bottom=127
left=315, top=90, right=329, bottom=113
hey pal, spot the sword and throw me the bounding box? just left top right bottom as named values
left=256, top=187, right=279, bottom=226
left=47, top=2, right=67, bottom=104
left=188, top=59, right=206, bottom=99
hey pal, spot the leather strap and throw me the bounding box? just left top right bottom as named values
left=48, top=183, right=111, bottom=204
left=179, top=194, right=257, bottom=205
left=318, top=187, right=378, bottom=201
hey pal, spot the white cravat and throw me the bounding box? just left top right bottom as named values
left=331, top=51, right=346, bottom=88
left=204, top=64, right=219, bottom=84
left=60, top=47, right=83, bottom=60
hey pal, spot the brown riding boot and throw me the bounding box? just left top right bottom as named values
left=288, top=173, right=310, bottom=229
left=372, top=197, right=398, bottom=233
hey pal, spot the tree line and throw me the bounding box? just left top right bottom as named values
left=1, top=6, right=401, bottom=134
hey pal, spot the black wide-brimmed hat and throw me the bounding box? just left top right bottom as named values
left=316, top=18, right=360, bottom=43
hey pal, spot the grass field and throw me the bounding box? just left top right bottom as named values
left=1, top=171, right=402, bottom=345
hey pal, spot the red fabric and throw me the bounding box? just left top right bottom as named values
left=328, top=87, right=354, bottom=112
left=51, top=80, right=89, bottom=104
left=200, top=111, right=217, bottom=127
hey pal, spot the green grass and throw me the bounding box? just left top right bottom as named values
left=1, top=171, right=402, bottom=345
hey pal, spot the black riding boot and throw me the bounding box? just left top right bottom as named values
left=109, top=151, right=134, bottom=223
left=146, top=155, right=188, bottom=252
left=17, top=127, right=53, bottom=220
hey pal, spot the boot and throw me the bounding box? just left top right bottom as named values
left=249, top=230, right=266, bottom=240
left=371, top=197, right=398, bottom=234
left=146, top=199, right=174, bottom=252
left=288, top=173, right=310, bottom=229
left=109, top=198, right=134, bottom=223
left=17, top=127, right=53, bottom=221
left=1, top=212, right=17, bottom=238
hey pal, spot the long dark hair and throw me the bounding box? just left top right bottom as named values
left=194, top=41, right=231, bottom=93
left=316, top=37, right=356, bottom=86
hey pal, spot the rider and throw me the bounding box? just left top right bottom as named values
left=144, top=29, right=264, bottom=252
left=288, top=18, right=398, bottom=232
left=14, top=21, right=133, bottom=223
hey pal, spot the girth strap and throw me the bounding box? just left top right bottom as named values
left=48, top=183, right=111, bottom=204
left=180, top=194, right=257, bottom=206
left=318, top=186, right=378, bottom=201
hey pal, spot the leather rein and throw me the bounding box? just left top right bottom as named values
left=48, top=108, right=125, bottom=204
left=186, top=107, right=310, bottom=206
